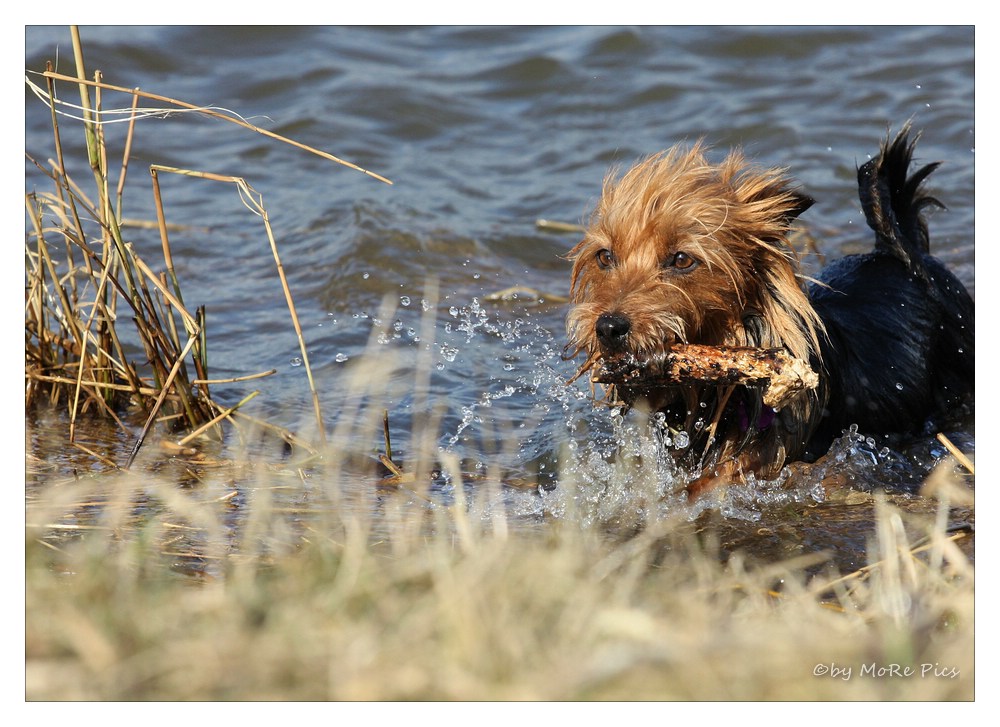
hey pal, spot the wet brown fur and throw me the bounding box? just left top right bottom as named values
left=566, top=143, right=827, bottom=488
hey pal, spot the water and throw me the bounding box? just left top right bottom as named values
left=25, top=26, right=975, bottom=546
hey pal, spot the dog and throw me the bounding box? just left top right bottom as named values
left=566, top=125, right=974, bottom=493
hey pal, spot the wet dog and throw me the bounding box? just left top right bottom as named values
left=566, top=125, right=974, bottom=492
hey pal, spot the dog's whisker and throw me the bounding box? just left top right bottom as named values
left=566, top=350, right=601, bottom=387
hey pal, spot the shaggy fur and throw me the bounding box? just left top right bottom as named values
left=566, top=126, right=974, bottom=491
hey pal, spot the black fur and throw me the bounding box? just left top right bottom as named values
left=804, top=126, right=974, bottom=458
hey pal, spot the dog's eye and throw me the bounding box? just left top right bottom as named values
left=666, top=252, right=698, bottom=271
left=595, top=248, right=616, bottom=269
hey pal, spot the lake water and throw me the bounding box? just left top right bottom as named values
left=24, top=26, right=975, bottom=549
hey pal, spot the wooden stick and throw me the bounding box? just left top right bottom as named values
left=593, top=344, right=819, bottom=410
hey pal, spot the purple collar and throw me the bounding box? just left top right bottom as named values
left=737, top=397, right=776, bottom=432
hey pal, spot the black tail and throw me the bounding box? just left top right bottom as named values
left=858, top=124, right=945, bottom=275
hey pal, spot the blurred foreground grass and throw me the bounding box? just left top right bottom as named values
left=25, top=447, right=974, bottom=701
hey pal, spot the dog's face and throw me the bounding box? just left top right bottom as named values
left=567, top=144, right=817, bottom=375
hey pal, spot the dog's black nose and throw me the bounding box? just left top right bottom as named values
left=596, top=312, right=631, bottom=350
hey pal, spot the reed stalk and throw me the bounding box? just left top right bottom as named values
left=26, top=26, right=386, bottom=463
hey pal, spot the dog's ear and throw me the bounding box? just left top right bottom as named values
left=785, top=190, right=814, bottom=220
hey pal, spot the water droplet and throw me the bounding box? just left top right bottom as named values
left=362, top=272, right=370, bottom=280
left=335, top=353, right=348, bottom=363
left=290, top=357, right=302, bottom=367
left=400, top=296, right=411, bottom=307
left=895, top=382, right=904, bottom=390
left=674, top=431, right=690, bottom=449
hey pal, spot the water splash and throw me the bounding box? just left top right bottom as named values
left=422, top=296, right=831, bottom=526
left=801, top=424, right=926, bottom=493
left=367, top=293, right=940, bottom=528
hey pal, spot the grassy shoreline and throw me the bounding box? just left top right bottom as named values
left=25, top=441, right=974, bottom=701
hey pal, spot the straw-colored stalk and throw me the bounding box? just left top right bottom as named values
left=148, top=165, right=327, bottom=443
left=26, top=27, right=389, bottom=464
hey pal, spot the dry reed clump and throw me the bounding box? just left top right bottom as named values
left=25, top=448, right=974, bottom=701
left=25, top=28, right=390, bottom=467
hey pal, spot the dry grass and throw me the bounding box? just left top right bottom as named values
left=25, top=444, right=974, bottom=701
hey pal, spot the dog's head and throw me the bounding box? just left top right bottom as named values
left=566, top=143, right=822, bottom=378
